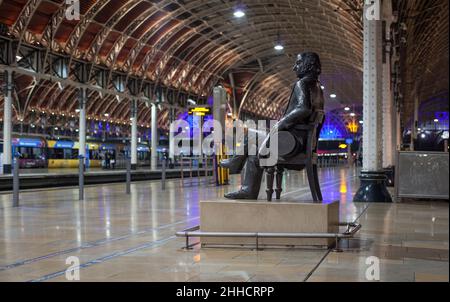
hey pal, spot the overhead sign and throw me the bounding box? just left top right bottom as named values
left=12, top=138, right=45, bottom=148
left=189, top=107, right=211, bottom=116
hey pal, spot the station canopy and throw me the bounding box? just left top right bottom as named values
left=0, top=0, right=447, bottom=129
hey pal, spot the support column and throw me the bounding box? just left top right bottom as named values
left=382, top=43, right=395, bottom=168
left=151, top=103, right=158, bottom=170
left=131, top=99, right=138, bottom=170
left=168, top=108, right=175, bottom=161
left=78, top=88, right=87, bottom=160
left=2, top=71, right=12, bottom=174
left=354, top=2, right=392, bottom=203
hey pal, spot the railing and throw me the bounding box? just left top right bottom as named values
left=178, top=155, right=216, bottom=187
left=176, top=222, right=362, bottom=252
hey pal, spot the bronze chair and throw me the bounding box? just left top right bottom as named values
left=263, top=111, right=325, bottom=202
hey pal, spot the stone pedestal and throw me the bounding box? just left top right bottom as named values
left=200, top=200, right=340, bottom=248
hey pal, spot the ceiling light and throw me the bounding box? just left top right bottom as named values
left=344, top=107, right=350, bottom=111
left=350, top=113, right=356, bottom=117
left=359, top=120, right=364, bottom=124
left=320, top=85, right=325, bottom=90
left=16, top=55, right=23, bottom=61
left=104, top=113, right=110, bottom=117
left=233, top=9, right=245, bottom=18
left=330, top=94, right=337, bottom=98
left=274, top=44, right=284, bottom=51
left=434, top=119, right=439, bottom=123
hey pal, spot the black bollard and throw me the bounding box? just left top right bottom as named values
left=161, top=157, right=166, bottom=191
left=126, top=157, right=131, bottom=194
left=79, top=155, right=84, bottom=201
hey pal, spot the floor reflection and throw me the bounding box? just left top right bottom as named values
left=0, top=166, right=447, bottom=282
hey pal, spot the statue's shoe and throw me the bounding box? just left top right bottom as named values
left=219, top=157, right=245, bottom=174
left=224, top=190, right=258, bottom=200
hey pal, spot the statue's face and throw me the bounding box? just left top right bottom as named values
left=293, top=54, right=306, bottom=78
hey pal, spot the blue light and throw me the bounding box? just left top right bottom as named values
left=320, top=118, right=345, bottom=140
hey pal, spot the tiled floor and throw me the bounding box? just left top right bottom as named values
left=0, top=166, right=448, bottom=282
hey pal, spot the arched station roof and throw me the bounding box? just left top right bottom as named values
left=0, top=0, right=447, bottom=130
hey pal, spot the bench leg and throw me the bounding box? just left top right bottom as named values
left=313, top=164, right=323, bottom=201
left=306, top=162, right=319, bottom=202
left=275, top=166, right=284, bottom=200
left=266, top=167, right=275, bottom=202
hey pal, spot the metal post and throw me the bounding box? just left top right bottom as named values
left=212, top=155, right=217, bottom=185
left=161, top=157, right=166, bottom=191
left=12, top=156, right=19, bottom=207
left=189, top=158, right=193, bottom=181
left=79, top=88, right=87, bottom=162
left=204, top=155, right=208, bottom=183
left=411, top=94, right=419, bottom=151
left=151, top=104, right=158, bottom=171
left=126, top=157, right=131, bottom=194
left=180, top=156, right=184, bottom=186
left=131, top=100, right=138, bottom=170
left=3, top=71, right=13, bottom=174
left=79, top=155, right=84, bottom=201
left=347, top=144, right=353, bottom=166
left=333, top=236, right=343, bottom=253
left=197, top=157, right=201, bottom=183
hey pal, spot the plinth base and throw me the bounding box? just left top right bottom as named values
left=353, top=171, right=393, bottom=203
left=200, top=200, right=340, bottom=248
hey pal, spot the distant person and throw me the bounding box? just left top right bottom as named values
left=105, top=153, right=111, bottom=169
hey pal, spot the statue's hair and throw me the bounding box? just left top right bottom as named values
left=298, top=52, right=322, bottom=78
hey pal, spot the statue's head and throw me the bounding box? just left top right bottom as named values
left=293, top=52, right=321, bottom=79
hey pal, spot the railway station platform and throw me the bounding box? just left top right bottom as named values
left=0, top=167, right=212, bottom=191
left=0, top=167, right=448, bottom=282
left=0, top=0, right=448, bottom=290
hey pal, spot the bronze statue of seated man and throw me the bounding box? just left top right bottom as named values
left=220, top=52, right=325, bottom=200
